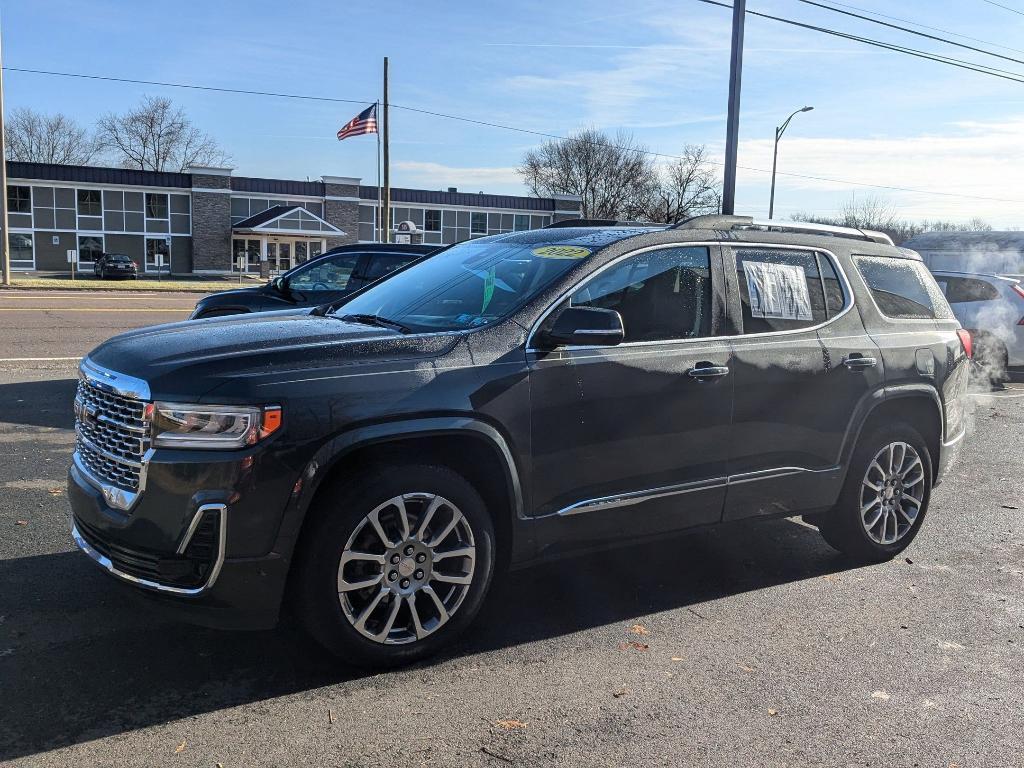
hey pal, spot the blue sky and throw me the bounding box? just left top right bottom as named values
left=4, top=0, right=1024, bottom=224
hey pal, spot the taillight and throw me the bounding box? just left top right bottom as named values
left=956, top=328, right=973, bottom=359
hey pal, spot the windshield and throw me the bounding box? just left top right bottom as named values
left=333, top=238, right=594, bottom=333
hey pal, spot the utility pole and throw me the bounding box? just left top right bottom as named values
left=768, top=106, right=814, bottom=219
left=0, top=19, right=10, bottom=286
left=721, top=0, right=746, bottom=216
left=382, top=57, right=390, bottom=244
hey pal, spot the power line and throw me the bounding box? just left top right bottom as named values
left=696, top=0, right=1024, bottom=83
left=1, top=67, right=372, bottom=105
left=3, top=67, right=1023, bottom=205
left=796, top=0, right=1024, bottom=67
left=980, top=0, right=1024, bottom=17
left=823, top=0, right=1024, bottom=55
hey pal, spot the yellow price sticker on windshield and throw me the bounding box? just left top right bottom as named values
left=532, top=245, right=591, bottom=260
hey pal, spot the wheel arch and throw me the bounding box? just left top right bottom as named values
left=278, top=417, right=527, bottom=575
left=840, top=385, right=943, bottom=483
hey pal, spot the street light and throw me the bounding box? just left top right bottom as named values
left=768, top=106, right=813, bottom=220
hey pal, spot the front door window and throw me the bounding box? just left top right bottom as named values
left=145, top=238, right=170, bottom=272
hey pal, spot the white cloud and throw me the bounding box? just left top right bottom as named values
left=392, top=160, right=522, bottom=191
left=733, top=117, right=1024, bottom=225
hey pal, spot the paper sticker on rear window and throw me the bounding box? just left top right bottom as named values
left=743, top=261, right=813, bottom=321
left=532, top=245, right=591, bottom=260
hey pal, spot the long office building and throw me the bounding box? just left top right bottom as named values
left=3, top=162, right=583, bottom=274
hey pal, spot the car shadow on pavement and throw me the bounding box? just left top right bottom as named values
left=0, top=515, right=855, bottom=761
left=0, top=378, right=77, bottom=430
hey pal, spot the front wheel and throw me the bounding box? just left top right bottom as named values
left=814, top=423, right=932, bottom=561
left=293, top=464, right=495, bottom=668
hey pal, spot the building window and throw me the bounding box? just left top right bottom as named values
left=471, top=212, right=487, bottom=234
left=514, top=214, right=530, bottom=231
left=425, top=209, right=441, bottom=232
left=78, top=235, right=104, bottom=264
left=7, top=185, right=31, bottom=214
left=9, top=233, right=34, bottom=268
left=145, top=193, right=168, bottom=220
left=77, top=189, right=101, bottom=216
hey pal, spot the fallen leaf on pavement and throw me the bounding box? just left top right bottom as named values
left=1001, top=505, right=1019, bottom=510
left=871, top=691, right=890, bottom=700
left=495, top=719, right=527, bottom=730
left=629, top=624, right=649, bottom=636
left=174, top=740, right=186, bottom=754
left=905, top=557, right=914, bottom=564
left=618, top=641, right=649, bottom=651
left=670, top=656, right=684, bottom=662
left=613, top=686, right=630, bottom=698
left=767, top=708, right=778, bottom=716
left=15, top=521, right=28, bottom=526
left=48, top=488, right=63, bottom=496
left=739, top=664, right=755, bottom=672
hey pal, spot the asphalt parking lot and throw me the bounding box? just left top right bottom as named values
left=2, top=290, right=1023, bottom=767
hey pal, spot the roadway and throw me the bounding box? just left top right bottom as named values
left=1, top=290, right=1023, bottom=766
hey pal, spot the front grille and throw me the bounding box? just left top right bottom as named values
left=75, top=377, right=150, bottom=493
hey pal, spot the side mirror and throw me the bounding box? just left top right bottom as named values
left=272, top=276, right=289, bottom=293
left=538, top=306, right=624, bottom=348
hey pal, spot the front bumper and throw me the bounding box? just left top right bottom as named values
left=68, top=451, right=294, bottom=630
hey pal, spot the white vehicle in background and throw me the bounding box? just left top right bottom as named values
left=930, top=270, right=1024, bottom=382
left=903, top=231, right=1024, bottom=280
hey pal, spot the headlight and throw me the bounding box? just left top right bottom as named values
left=152, top=403, right=282, bottom=449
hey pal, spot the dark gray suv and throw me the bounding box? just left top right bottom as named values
left=67, top=215, right=969, bottom=667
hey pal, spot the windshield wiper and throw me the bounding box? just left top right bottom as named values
left=336, top=313, right=412, bottom=334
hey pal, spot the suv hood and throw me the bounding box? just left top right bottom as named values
left=87, top=310, right=461, bottom=398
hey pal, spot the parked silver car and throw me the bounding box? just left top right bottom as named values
left=931, top=270, right=1024, bottom=380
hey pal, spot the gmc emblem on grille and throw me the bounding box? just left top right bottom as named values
left=74, top=399, right=99, bottom=426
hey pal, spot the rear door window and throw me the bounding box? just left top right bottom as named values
left=735, top=249, right=828, bottom=333
left=854, top=256, right=953, bottom=319
left=943, top=276, right=1000, bottom=303
left=289, top=252, right=361, bottom=291
left=362, top=252, right=417, bottom=282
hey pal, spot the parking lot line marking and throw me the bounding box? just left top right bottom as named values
left=0, top=356, right=82, bottom=362
left=0, top=307, right=191, bottom=312
left=0, top=294, right=192, bottom=300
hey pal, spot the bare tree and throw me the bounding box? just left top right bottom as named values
left=634, top=144, right=720, bottom=223
left=5, top=108, right=100, bottom=165
left=519, top=128, right=657, bottom=219
left=96, top=96, right=229, bottom=172
left=791, top=196, right=996, bottom=244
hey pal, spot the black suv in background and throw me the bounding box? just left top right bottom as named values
left=93, top=253, right=139, bottom=279
left=68, top=216, right=969, bottom=667
left=189, top=242, right=437, bottom=319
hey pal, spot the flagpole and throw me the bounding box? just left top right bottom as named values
left=376, top=100, right=382, bottom=243
left=382, top=56, right=390, bottom=244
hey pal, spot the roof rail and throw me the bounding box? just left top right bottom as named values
left=672, top=215, right=894, bottom=246
left=543, top=218, right=660, bottom=229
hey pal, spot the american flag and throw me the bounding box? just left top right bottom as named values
left=337, top=104, right=378, bottom=141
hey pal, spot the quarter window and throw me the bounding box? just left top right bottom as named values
left=569, top=246, right=712, bottom=343
left=736, top=249, right=828, bottom=333
left=288, top=253, right=361, bottom=291
left=854, top=256, right=953, bottom=320
left=7, top=185, right=31, bottom=214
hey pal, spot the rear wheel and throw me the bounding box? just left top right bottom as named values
left=813, top=423, right=932, bottom=561
left=293, top=464, right=495, bottom=668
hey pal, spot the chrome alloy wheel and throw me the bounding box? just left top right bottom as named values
left=337, top=493, right=476, bottom=645
left=860, top=441, right=926, bottom=545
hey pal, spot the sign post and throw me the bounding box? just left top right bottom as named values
left=67, top=249, right=77, bottom=281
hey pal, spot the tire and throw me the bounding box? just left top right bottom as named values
left=293, top=464, right=496, bottom=668
left=814, top=423, right=932, bottom=562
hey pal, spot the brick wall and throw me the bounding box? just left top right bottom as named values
left=323, top=178, right=360, bottom=248
left=190, top=171, right=232, bottom=271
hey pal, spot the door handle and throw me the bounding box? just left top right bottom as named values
left=687, top=364, right=730, bottom=379
left=842, top=354, right=877, bottom=370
